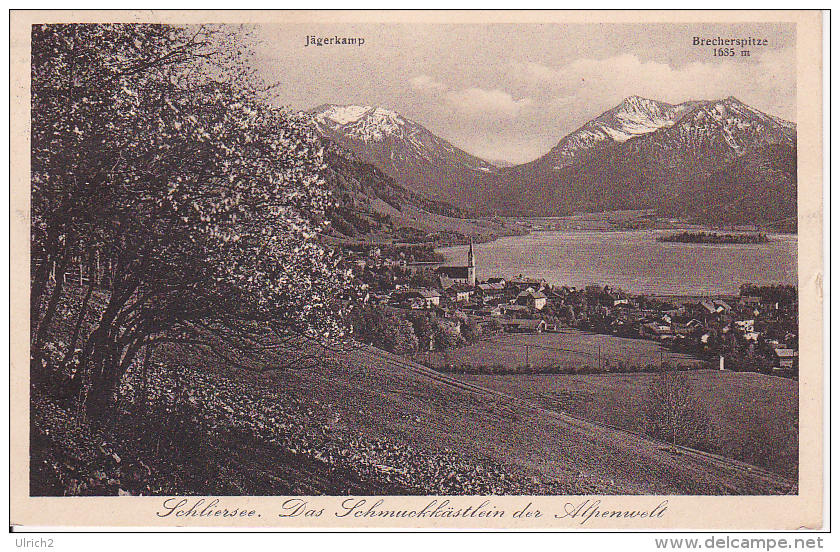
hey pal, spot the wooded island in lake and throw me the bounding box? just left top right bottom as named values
left=658, top=232, right=770, bottom=244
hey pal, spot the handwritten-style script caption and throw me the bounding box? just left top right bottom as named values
left=156, top=497, right=668, bottom=525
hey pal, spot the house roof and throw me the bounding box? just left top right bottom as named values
left=447, top=288, right=471, bottom=296
left=517, top=290, right=547, bottom=299
left=774, top=348, right=797, bottom=358
left=643, top=322, right=673, bottom=334
left=509, top=278, right=545, bottom=286
left=700, top=301, right=718, bottom=313
left=502, top=319, right=545, bottom=329
left=396, top=288, right=440, bottom=299
left=436, top=266, right=470, bottom=279
left=478, top=282, right=505, bottom=291
left=439, top=275, right=456, bottom=290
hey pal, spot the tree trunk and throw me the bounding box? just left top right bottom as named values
left=33, top=257, right=68, bottom=354
left=61, top=254, right=96, bottom=370
left=30, top=257, right=53, bottom=337
left=85, top=335, right=122, bottom=424
left=141, top=342, right=155, bottom=410
left=80, top=279, right=147, bottom=423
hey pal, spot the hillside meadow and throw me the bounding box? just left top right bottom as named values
left=453, top=369, right=798, bottom=479
left=429, top=329, right=705, bottom=372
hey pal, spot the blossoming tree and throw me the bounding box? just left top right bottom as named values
left=31, top=24, right=352, bottom=420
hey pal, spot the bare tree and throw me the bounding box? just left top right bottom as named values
left=644, top=370, right=715, bottom=451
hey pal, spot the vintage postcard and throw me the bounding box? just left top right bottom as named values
left=10, top=10, right=824, bottom=530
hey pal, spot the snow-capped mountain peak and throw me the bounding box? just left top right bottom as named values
left=311, top=104, right=409, bottom=142
left=318, top=104, right=374, bottom=125
left=307, top=104, right=497, bottom=206
left=540, top=95, right=795, bottom=171
left=672, top=97, right=796, bottom=153
left=542, top=96, right=689, bottom=170
left=596, top=96, right=684, bottom=141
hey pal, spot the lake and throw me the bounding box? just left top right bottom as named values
left=437, top=229, right=797, bottom=296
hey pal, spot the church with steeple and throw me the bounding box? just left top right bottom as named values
left=435, top=239, right=476, bottom=287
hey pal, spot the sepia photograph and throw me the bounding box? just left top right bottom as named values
left=10, top=9, right=825, bottom=530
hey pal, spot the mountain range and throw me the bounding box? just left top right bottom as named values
left=308, top=96, right=797, bottom=229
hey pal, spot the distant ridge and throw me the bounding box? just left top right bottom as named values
left=492, top=95, right=796, bottom=226
left=308, top=97, right=796, bottom=228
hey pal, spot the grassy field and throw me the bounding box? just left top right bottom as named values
left=429, top=328, right=705, bottom=371
left=34, top=286, right=795, bottom=497
left=256, top=345, right=795, bottom=494
left=452, top=369, right=798, bottom=479
left=33, top=331, right=796, bottom=497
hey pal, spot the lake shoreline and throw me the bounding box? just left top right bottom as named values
left=436, top=226, right=797, bottom=297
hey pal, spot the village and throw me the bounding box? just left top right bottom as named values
left=345, top=241, right=799, bottom=377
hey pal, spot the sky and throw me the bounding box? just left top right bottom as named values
left=246, top=22, right=796, bottom=164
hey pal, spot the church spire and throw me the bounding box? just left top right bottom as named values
left=466, top=238, right=476, bottom=287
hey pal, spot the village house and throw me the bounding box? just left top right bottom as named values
left=713, top=299, right=733, bottom=314
left=515, top=289, right=548, bottom=310
left=641, top=321, right=674, bottom=340
left=773, top=348, right=798, bottom=371
left=507, top=277, right=546, bottom=293
left=391, top=288, right=441, bottom=309
left=700, top=301, right=718, bottom=316
left=368, top=291, right=392, bottom=305
left=501, top=319, right=547, bottom=334
left=671, top=318, right=702, bottom=337
left=483, top=294, right=513, bottom=308
left=484, top=305, right=503, bottom=317
left=698, top=300, right=733, bottom=325
left=602, top=287, right=630, bottom=308
left=477, top=281, right=506, bottom=298
left=445, top=286, right=472, bottom=303
left=500, top=304, right=533, bottom=318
